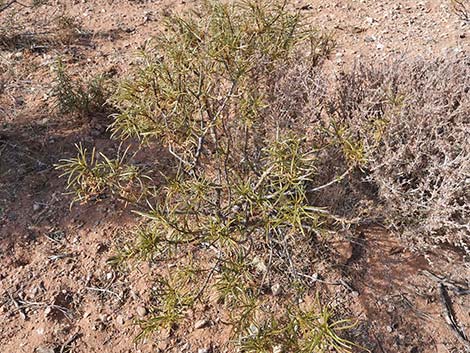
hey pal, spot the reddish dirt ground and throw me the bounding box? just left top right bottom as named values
left=1, top=1, right=469, bottom=352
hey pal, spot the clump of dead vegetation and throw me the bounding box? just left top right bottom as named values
left=329, top=57, right=470, bottom=255
left=56, top=0, right=469, bottom=350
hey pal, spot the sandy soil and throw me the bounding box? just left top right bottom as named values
left=0, top=0, right=468, bottom=352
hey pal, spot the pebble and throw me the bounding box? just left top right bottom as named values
left=44, top=306, right=52, bottom=317
left=90, top=129, right=101, bottom=137
left=194, top=319, right=210, bottom=329
left=252, top=256, right=267, bottom=273
left=365, top=17, right=376, bottom=25
left=35, top=346, right=55, bottom=353
left=136, top=306, right=147, bottom=317
left=197, top=349, right=210, bottom=353
left=31, top=287, right=39, bottom=297
left=33, top=203, right=42, bottom=212
left=180, top=342, right=190, bottom=351
left=271, top=283, right=282, bottom=296
left=116, top=315, right=125, bottom=325
left=273, top=345, right=283, bottom=353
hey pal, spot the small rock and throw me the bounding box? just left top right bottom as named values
left=271, top=283, right=282, bottom=296
left=83, top=311, right=91, bottom=318
left=116, top=315, right=125, bottom=325
left=365, top=17, right=376, bottom=25
left=364, top=35, right=376, bottom=42
left=180, top=342, right=190, bottom=351
left=136, top=306, right=147, bottom=317
left=33, top=203, right=42, bottom=212
left=194, top=319, right=210, bottom=329
left=36, top=327, right=45, bottom=335
left=386, top=325, right=393, bottom=333
left=376, top=43, right=385, bottom=50
left=35, top=346, right=55, bottom=353
left=197, top=349, right=210, bottom=353
left=273, top=345, right=283, bottom=353
left=44, top=306, right=52, bottom=317
left=252, top=256, right=267, bottom=273
left=90, top=129, right=101, bottom=137
left=248, top=324, right=259, bottom=335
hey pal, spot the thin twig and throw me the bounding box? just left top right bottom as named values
left=60, top=332, right=81, bottom=353
left=16, top=299, right=72, bottom=321
left=194, top=250, right=222, bottom=303
left=307, top=166, right=353, bottom=193
left=85, top=286, right=122, bottom=301
left=422, top=270, right=470, bottom=296
left=0, top=0, right=16, bottom=12
left=7, top=291, right=27, bottom=320
left=439, top=283, right=470, bottom=350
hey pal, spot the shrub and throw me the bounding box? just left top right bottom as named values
left=60, top=0, right=362, bottom=350
left=56, top=143, right=149, bottom=205
left=329, top=56, right=470, bottom=255
left=51, top=59, right=112, bottom=118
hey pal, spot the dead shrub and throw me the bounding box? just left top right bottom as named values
left=329, top=56, right=470, bottom=255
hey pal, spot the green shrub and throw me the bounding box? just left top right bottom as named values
left=59, top=0, right=362, bottom=350
left=51, top=59, right=111, bottom=118
left=56, top=143, right=149, bottom=205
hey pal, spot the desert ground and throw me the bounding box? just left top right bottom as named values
left=0, top=1, right=469, bottom=352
